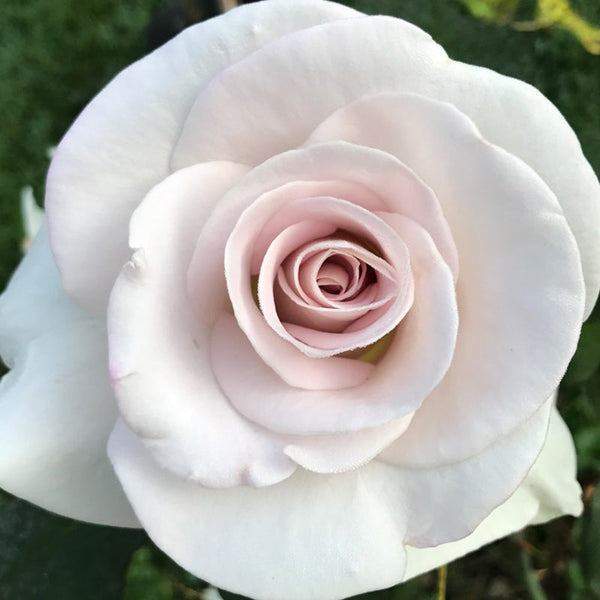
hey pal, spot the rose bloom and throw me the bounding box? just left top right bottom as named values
left=1, top=1, right=599, bottom=599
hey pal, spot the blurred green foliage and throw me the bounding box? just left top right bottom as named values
left=0, top=0, right=599, bottom=599
left=0, top=495, right=146, bottom=600
left=457, top=0, right=600, bottom=54
left=0, top=0, right=165, bottom=291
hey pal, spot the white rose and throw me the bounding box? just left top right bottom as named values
left=1, top=2, right=599, bottom=599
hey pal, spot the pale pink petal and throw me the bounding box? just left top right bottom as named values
left=0, top=228, right=138, bottom=527
left=266, top=225, right=389, bottom=333
left=251, top=180, right=383, bottom=275
left=46, top=0, right=360, bottom=314
left=211, top=216, right=456, bottom=435
left=107, top=164, right=297, bottom=487
left=283, top=415, right=414, bottom=474
left=310, top=92, right=585, bottom=466
left=284, top=241, right=395, bottom=308
left=247, top=198, right=413, bottom=359
left=107, top=390, right=551, bottom=600
left=172, top=14, right=599, bottom=315
left=402, top=405, right=582, bottom=579
left=188, top=142, right=457, bottom=329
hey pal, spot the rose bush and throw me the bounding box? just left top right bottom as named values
left=1, top=0, right=599, bottom=598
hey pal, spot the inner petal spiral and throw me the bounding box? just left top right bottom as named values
left=274, top=237, right=398, bottom=341
left=253, top=200, right=415, bottom=359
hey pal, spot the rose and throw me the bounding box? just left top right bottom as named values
left=1, top=1, right=599, bottom=599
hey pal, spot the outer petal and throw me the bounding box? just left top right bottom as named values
left=403, top=406, right=582, bottom=580
left=109, top=420, right=407, bottom=600
left=173, top=15, right=600, bottom=316
left=107, top=163, right=298, bottom=488
left=0, top=227, right=138, bottom=527
left=310, top=92, right=585, bottom=466
left=108, top=393, right=551, bottom=600
left=46, top=0, right=360, bottom=314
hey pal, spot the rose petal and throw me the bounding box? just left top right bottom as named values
left=46, top=0, right=360, bottom=314
left=402, top=405, right=582, bottom=579
left=267, top=225, right=391, bottom=334
left=211, top=216, right=456, bottom=435
left=107, top=389, right=551, bottom=600
left=108, top=420, right=408, bottom=600
left=190, top=141, right=452, bottom=390
left=283, top=415, right=414, bottom=474
left=310, top=92, right=585, bottom=467
left=248, top=197, right=413, bottom=358
left=173, top=14, right=600, bottom=316
left=0, top=228, right=138, bottom=527
left=189, top=142, right=458, bottom=300
left=108, top=163, right=297, bottom=487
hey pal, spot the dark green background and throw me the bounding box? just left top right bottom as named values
left=1, top=1, right=599, bottom=598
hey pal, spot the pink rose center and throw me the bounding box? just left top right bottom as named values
left=266, top=229, right=414, bottom=356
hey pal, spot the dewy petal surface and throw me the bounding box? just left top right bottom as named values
left=108, top=163, right=297, bottom=488
left=108, top=391, right=552, bottom=600
left=0, top=227, right=138, bottom=527
left=173, top=15, right=600, bottom=317
left=46, top=0, right=360, bottom=314
left=402, top=405, right=582, bottom=580
left=309, top=93, right=585, bottom=466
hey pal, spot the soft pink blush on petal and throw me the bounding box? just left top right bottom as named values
left=107, top=158, right=424, bottom=480
left=211, top=219, right=457, bottom=435
left=108, top=163, right=301, bottom=488
left=188, top=142, right=457, bottom=330
left=273, top=238, right=396, bottom=334
left=308, top=92, right=585, bottom=466
left=188, top=179, right=382, bottom=326
left=172, top=14, right=600, bottom=317
left=250, top=199, right=414, bottom=358
left=107, top=160, right=407, bottom=485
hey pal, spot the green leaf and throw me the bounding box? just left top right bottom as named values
left=0, top=495, right=146, bottom=600
left=455, top=0, right=519, bottom=24
left=123, top=546, right=173, bottom=600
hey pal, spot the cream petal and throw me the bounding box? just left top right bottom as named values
left=402, top=406, right=582, bottom=580
left=108, top=420, right=407, bottom=600
left=107, top=392, right=552, bottom=600
left=0, top=228, right=137, bottom=526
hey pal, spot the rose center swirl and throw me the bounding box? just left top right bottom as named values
left=262, top=231, right=414, bottom=354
